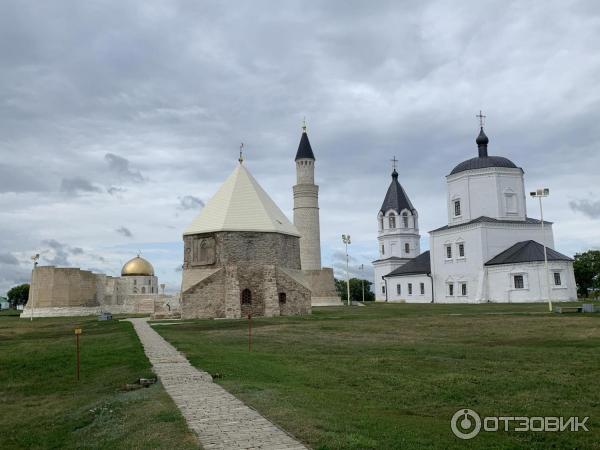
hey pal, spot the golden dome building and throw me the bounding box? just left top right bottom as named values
left=119, top=255, right=159, bottom=295
left=22, top=253, right=170, bottom=318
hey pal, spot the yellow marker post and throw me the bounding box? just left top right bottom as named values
left=74, top=328, right=82, bottom=381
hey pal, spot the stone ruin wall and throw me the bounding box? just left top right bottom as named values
left=181, top=231, right=311, bottom=319
left=24, top=267, right=177, bottom=318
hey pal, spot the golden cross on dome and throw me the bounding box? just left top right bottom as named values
left=476, top=110, right=486, bottom=128
left=302, top=117, right=307, bottom=132
left=390, top=155, right=398, bottom=171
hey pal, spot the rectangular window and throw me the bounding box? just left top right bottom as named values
left=396, top=284, right=401, bottom=295
left=454, top=200, right=461, bottom=216
left=382, top=285, right=386, bottom=294
left=420, top=282, right=425, bottom=295
left=408, top=283, right=413, bottom=295
left=405, top=243, right=410, bottom=254
left=448, top=283, right=454, bottom=296
left=381, top=245, right=385, bottom=255
left=514, top=275, right=524, bottom=289
left=458, top=243, right=465, bottom=257
left=554, top=272, right=562, bottom=286
left=446, top=245, right=452, bottom=259
left=461, top=282, right=467, bottom=296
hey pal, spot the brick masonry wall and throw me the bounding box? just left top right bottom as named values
left=181, top=231, right=312, bottom=319
left=293, top=183, right=322, bottom=271
left=29, top=267, right=100, bottom=308
left=182, top=268, right=226, bottom=319
left=276, top=268, right=312, bottom=315
left=184, top=231, right=302, bottom=270
left=182, top=265, right=311, bottom=319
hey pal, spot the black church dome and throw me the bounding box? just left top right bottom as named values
left=450, top=155, right=518, bottom=175
left=450, top=126, right=519, bottom=175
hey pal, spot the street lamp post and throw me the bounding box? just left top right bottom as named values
left=342, top=234, right=351, bottom=306
left=30, top=254, right=39, bottom=321
left=530, top=188, right=552, bottom=312
left=359, top=264, right=365, bottom=303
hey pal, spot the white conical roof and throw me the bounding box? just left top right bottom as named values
left=184, top=163, right=300, bottom=237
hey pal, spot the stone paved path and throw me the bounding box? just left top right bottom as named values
left=127, top=318, right=307, bottom=450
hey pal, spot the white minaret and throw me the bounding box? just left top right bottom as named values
left=293, top=123, right=321, bottom=270
left=373, top=158, right=421, bottom=300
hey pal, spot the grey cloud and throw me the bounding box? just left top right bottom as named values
left=0, top=264, right=31, bottom=295
left=60, top=177, right=102, bottom=195
left=569, top=199, right=600, bottom=219
left=41, top=239, right=71, bottom=266
left=40, top=240, right=89, bottom=266
left=0, top=165, right=46, bottom=193
left=0, top=1, right=599, bottom=291
left=116, top=226, right=133, bottom=238
left=107, top=186, right=126, bottom=196
left=105, top=153, right=144, bottom=183
left=178, top=195, right=205, bottom=211
left=0, top=253, right=19, bottom=265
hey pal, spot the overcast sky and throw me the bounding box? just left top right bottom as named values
left=1, top=0, right=599, bottom=295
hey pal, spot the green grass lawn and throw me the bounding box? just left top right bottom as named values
left=154, top=303, right=600, bottom=450
left=0, top=315, right=197, bottom=449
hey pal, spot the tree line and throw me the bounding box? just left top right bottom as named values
left=334, top=278, right=375, bottom=302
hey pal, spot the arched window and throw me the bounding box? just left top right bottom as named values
left=278, top=292, right=287, bottom=304
left=199, top=240, right=208, bottom=262
left=241, top=289, right=252, bottom=305
left=389, top=213, right=396, bottom=229
left=504, top=188, right=517, bottom=213
left=402, top=212, right=409, bottom=228
left=378, top=217, right=384, bottom=231
left=404, top=243, right=410, bottom=254
left=141, top=287, right=146, bottom=294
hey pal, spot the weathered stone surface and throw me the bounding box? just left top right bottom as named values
left=23, top=266, right=177, bottom=318
left=28, top=266, right=100, bottom=308
left=127, top=318, right=307, bottom=450
left=181, top=231, right=311, bottom=319
left=184, top=231, right=301, bottom=270
left=302, top=267, right=342, bottom=306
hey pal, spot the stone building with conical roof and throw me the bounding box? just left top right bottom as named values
left=180, top=160, right=312, bottom=319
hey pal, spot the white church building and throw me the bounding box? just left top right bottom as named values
left=374, top=123, right=577, bottom=303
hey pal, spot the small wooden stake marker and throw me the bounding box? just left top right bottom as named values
left=74, top=327, right=82, bottom=381
left=248, top=314, right=252, bottom=352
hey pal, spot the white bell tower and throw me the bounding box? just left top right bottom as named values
left=373, top=157, right=421, bottom=301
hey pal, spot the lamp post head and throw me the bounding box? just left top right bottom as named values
left=530, top=188, right=550, bottom=198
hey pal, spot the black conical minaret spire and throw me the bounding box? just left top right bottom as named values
left=294, top=121, right=315, bottom=161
